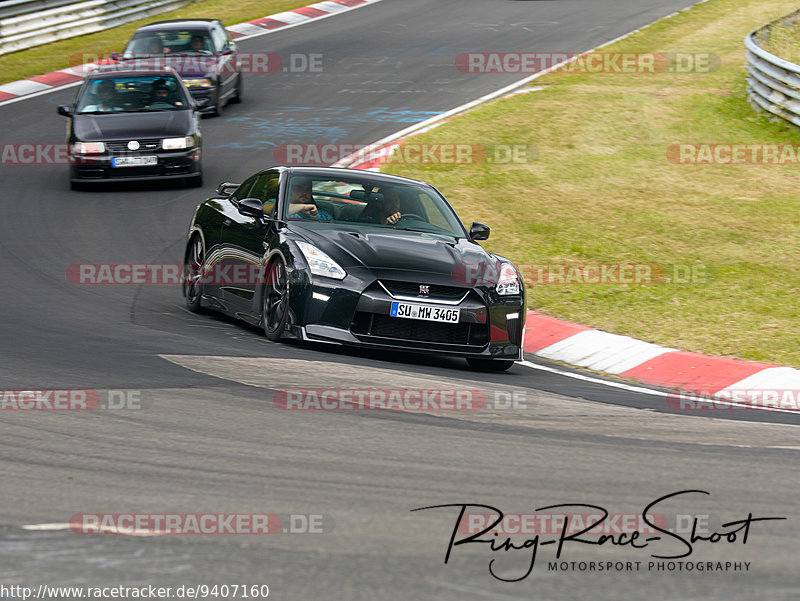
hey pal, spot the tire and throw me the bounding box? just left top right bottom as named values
left=466, top=358, right=515, bottom=372
left=230, top=74, right=242, bottom=104
left=183, top=234, right=205, bottom=313
left=262, top=258, right=289, bottom=341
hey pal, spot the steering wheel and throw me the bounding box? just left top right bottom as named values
left=395, top=213, right=425, bottom=223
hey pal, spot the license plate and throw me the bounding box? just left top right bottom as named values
left=112, top=156, right=157, bottom=167
left=390, top=301, right=459, bottom=323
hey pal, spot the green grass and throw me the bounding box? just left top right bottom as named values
left=383, top=0, right=800, bottom=367
left=0, top=0, right=311, bottom=85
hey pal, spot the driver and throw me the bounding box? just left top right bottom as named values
left=148, top=79, right=173, bottom=107
left=287, top=178, right=332, bottom=221
left=360, top=186, right=402, bottom=225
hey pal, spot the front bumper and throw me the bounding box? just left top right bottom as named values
left=293, top=276, right=524, bottom=360
left=69, top=147, right=201, bottom=182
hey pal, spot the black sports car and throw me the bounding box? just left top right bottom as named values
left=118, top=19, right=241, bottom=116
left=183, top=167, right=525, bottom=371
left=58, top=66, right=203, bottom=189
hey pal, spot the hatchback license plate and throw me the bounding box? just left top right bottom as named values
left=112, top=156, right=157, bottom=167
left=390, top=301, right=459, bottom=323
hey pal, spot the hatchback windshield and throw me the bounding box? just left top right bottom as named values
left=76, top=76, right=189, bottom=113
left=123, top=30, right=214, bottom=57
left=284, top=175, right=466, bottom=237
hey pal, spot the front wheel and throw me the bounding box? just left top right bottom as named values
left=466, top=358, right=515, bottom=372
left=262, top=258, right=289, bottom=341
left=183, top=235, right=205, bottom=313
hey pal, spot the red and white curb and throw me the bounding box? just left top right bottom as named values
left=0, top=0, right=383, bottom=105
left=522, top=311, right=800, bottom=398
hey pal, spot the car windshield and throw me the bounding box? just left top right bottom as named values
left=123, top=30, right=214, bottom=57
left=284, top=175, right=467, bottom=237
left=76, top=76, right=189, bottom=114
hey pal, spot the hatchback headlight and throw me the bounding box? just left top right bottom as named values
left=297, top=242, right=346, bottom=280
left=496, top=262, right=520, bottom=295
left=162, top=136, right=194, bottom=150
left=72, top=141, right=105, bottom=154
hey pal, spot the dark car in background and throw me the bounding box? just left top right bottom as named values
left=57, top=66, right=203, bottom=189
left=183, top=167, right=525, bottom=371
left=119, top=19, right=242, bottom=116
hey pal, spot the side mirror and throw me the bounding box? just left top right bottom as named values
left=469, top=222, right=490, bottom=241
left=110, top=52, right=121, bottom=61
left=195, top=98, right=211, bottom=110
left=216, top=181, right=239, bottom=196
left=238, top=197, right=264, bottom=219
left=57, top=105, right=73, bottom=117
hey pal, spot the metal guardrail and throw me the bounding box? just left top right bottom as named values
left=745, top=9, right=800, bottom=128
left=0, top=0, right=191, bottom=56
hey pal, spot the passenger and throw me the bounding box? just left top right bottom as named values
left=83, top=80, right=122, bottom=112
left=287, top=178, right=332, bottom=221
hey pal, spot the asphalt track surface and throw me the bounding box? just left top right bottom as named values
left=1, top=1, right=799, bottom=599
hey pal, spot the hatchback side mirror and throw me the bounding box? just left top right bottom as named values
left=238, top=198, right=264, bottom=219
left=469, top=222, right=490, bottom=240
left=57, top=105, right=73, bottom=117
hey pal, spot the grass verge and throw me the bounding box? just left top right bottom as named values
left=383, top=0, right=800, bottom=367
left=0, top=0, right=311, bottom=85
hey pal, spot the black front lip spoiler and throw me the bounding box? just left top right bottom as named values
left=300, top=324, right=522, bottom=360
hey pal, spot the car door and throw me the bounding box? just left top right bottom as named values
left=218, top=171, right=280, bottom=315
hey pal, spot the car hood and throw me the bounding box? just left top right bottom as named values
left=292, top=224, right=499, bottom=281
left=73, top=111, right=193, bottom=141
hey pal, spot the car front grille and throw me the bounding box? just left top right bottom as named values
left=106, top=139, right=161, bottom=154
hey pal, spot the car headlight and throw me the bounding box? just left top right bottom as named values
left=72, top=142, right=105, bottom=154
left=162, top=136, right=194, bottom=150
left=296, top=241, right=346, bottom=280
left=496, top=262, right=520, bottom=295
left=182, top=78, right=213, bottom=88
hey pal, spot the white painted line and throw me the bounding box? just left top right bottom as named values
left=516, top=360, right=800, bottom=414
left=22, top=523, right=71, bottom=531
left=518, top=359, right=669, bottom=396
left=21, top=522, right=164, bottom=536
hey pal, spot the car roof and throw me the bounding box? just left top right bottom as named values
left=133, top=20, right=219, bottom=31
